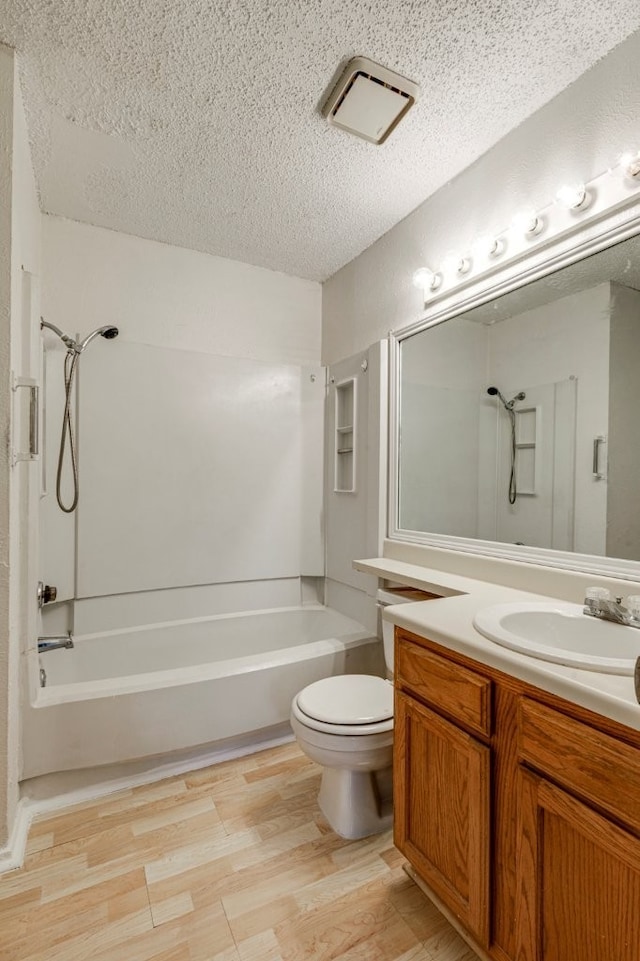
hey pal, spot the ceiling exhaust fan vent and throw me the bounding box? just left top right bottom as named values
left=323, top=57, right=419, bottom=145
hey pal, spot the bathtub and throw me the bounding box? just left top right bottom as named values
left=22, top=605, right=380, bottom=779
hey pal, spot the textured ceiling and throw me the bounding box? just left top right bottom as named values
left=2, top=1, right=640, bottom=281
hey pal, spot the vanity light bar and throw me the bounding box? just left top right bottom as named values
left=413, top=148, right=640, bottom=301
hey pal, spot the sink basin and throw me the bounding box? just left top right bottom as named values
left=473, top=602, right=640, bottom=675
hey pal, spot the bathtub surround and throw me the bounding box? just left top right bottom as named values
left=41, top=216, right=323, bottom=605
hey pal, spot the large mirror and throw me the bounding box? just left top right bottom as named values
left=395, top=232, right=640, bottom=569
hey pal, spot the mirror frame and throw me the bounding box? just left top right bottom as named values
left=389, top=184, right=640, bottom=580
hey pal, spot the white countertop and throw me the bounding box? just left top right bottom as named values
left=354, top=556, right=640, bottom=732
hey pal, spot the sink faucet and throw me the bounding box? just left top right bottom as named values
left=583, top=590, right=640, bottom=629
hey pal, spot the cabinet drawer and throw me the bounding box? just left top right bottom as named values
left=519, top=698, right=640, bottom=832
left=396, top=637, right=492, bottom=737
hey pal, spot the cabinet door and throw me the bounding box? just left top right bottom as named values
left=517, top=769, right=640, bottom=961
left=394, top=690, right=490, bottom=945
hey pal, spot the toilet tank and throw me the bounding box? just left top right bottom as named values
left=377, top=586, right=440, bottom=673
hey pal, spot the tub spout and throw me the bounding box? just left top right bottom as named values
left=38, top=632, right=74, bottom=653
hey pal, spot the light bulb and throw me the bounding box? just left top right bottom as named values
left=442, top=253, right=471, bottom=276
left=556, top=183, right=590, bottom=210
left=472, top=234, right=505, bottom=259
left=619, top=150, right=640, bottom=180
left=512, top=207, right=544, bottom=236
left=412, top=267, right=441, bottom=293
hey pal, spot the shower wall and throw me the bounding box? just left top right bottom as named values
left=40, top=217, right=323, bottom=629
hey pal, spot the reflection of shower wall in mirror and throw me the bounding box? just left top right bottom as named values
left=607, top=284, right=640, bottom=561
left=483, top=284, right=610, bottom=555
left=478, top=379, right=577, bottom=552
left=398, top=279, right=640, bottom=560
left=400, top=318, right=486, bottom=537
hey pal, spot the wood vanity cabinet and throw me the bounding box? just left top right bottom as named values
left=393, top=627, right=640, bottom=961
left=393, top=640, right=492, bottom=946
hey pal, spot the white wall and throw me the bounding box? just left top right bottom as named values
left=40, top=217, right=323, bottom=623
left=0, top=44, right=41, bottom=849
left=322, top=30, right=640, bottom=366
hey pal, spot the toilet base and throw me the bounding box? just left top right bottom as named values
left=317, top=764, right=393, bottom=839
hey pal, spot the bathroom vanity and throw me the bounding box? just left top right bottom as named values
left=356, top=556, right=640, bottom=961
left=394, top=623, right=640, bottom=961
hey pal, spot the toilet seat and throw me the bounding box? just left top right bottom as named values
left=293, top=675, right=393, bottom=736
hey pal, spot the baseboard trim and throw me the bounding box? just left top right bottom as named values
left=1, top=727, right=294, bottom=876
left=0, top=799, right=33, bottom=874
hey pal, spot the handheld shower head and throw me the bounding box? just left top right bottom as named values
left=77, top=326, right=119, bottom=352
left=41, top=320, right=119, bottom=353
left=487, top=385, right=509, bottom=409
left=487, top=386, right=525, bottom=410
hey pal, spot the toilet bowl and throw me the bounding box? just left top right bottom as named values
left=291, top=674, right=394, bottom=839
left=291, top=587, right=416, bottom=840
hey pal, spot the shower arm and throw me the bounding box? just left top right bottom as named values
left=40, top=318, right=78, bottom=351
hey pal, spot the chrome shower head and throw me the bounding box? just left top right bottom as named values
left=487, top=385, right=509, bottom=409
left=77, top=326, right=119, bottom=352
left=487, top=386, right=525, bottom=410
left=41, top=319, right=119, bottom=353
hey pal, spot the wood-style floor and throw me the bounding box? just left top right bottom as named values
left=0, top=742, right=478, bottom=961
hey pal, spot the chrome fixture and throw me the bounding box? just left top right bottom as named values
left=583, top=589, right=640, bottom=629
left=487, top=386, right=526, bottom=505
left=41, top=317, right=119, bottom=513
left=37, top=632, right=74, bottom=652
left=37, top=581, right=58, bottom=608
left=41, top=320, right=119, bottom=355
left=39, top=667, right=47, bottom=688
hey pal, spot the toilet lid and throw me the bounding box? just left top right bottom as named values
left=296, top=675, right=393, bottom=725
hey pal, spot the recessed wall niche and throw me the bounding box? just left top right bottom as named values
left=334, top=377, right=356, bottom=493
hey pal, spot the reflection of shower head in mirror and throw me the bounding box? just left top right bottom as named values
left=486, top=386, right=525, bottom=410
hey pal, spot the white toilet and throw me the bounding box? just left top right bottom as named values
left=290, top=588, right=411, bottom=839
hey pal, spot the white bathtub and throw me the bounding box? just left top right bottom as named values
left=23, top=605, right=380, bottom=779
